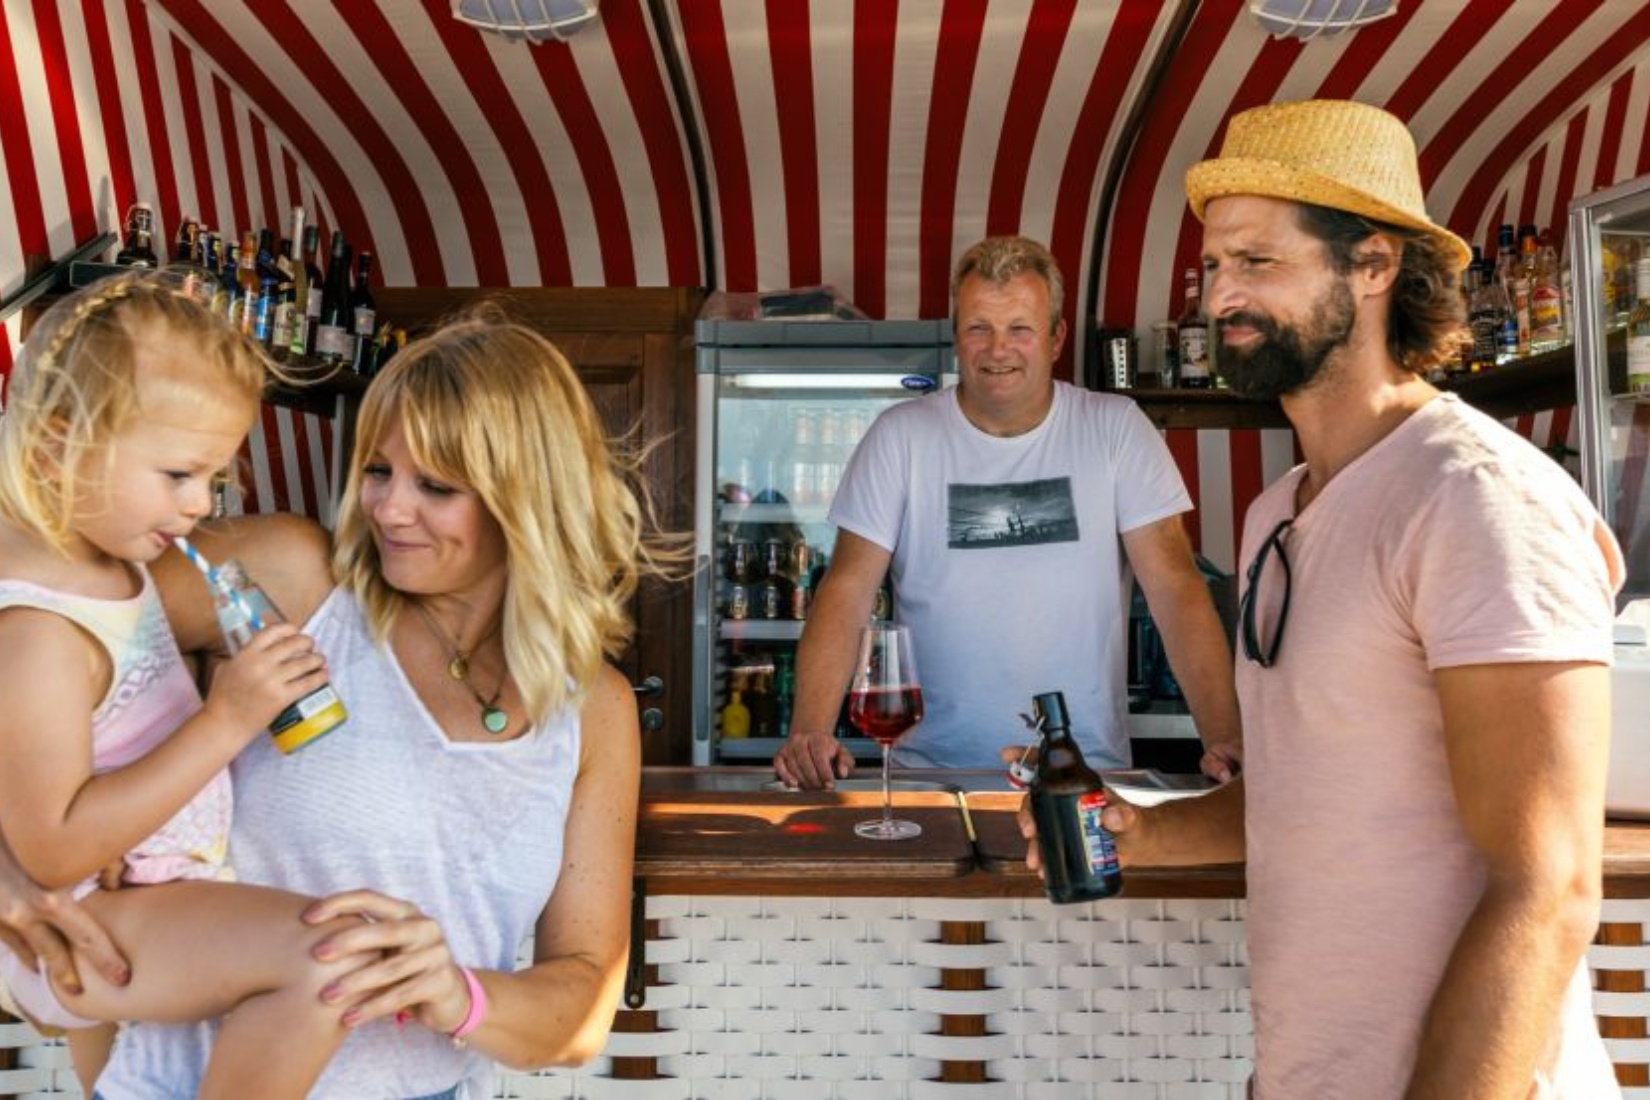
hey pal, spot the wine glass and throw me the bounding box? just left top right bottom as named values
left=849, top=623, right=925, bottom=840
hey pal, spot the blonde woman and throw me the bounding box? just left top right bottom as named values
left=83, top=310, right=676, bottom=1099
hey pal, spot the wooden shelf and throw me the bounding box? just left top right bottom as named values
left=1113, top=339, right=1596, bottom=429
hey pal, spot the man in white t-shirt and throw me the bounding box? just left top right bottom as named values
left=1020, top=100, right=1623, bottom=1099
left=774, top=235, right=1243, bottom=788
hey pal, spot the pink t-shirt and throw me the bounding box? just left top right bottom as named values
left=1239, top=395, right=1623, bottom=1099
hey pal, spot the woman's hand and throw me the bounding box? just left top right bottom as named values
left=0, top=836, right=128, bottom=996
left=303, top=889, right=474, bottom=1035
left=201, top=624, right=331, bottom=741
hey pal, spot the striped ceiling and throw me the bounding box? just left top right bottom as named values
left=4, top=0, right=1650, bottom=565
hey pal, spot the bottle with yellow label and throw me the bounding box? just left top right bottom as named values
left=720, top=687, right=751, bottom=740
left=211, top=560, right=348, bottom=753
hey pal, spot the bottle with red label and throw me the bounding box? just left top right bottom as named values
left=1028, top=690, right=1123, bottom=903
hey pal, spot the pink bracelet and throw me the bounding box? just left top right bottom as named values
left=449, top=966, right=488, bottom=1046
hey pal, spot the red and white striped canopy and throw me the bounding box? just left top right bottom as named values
left=4, top=0, right=1648, bottom=562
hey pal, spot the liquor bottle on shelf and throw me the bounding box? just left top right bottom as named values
left=1629, top=258, right=1650, bottom=395
left=293, top=223, right=323, bottom=358
left=1529, top=229, right=1565, bottom=354
left=351, top=250, right=377, bottom=374
left=1468, top=254, right=1516, bottom=373
left=314, top=231, right=354, bottom=366
left=251, top=229, right=282, bottom=347
left=272, top=208, right=305, bottom=358
left=1175, top=267, right=1211, bottom=389
left=171, top=216, right=198, bottom=269
left=747, top=672, right=778, bottom=738
left=228, top=232, right=259, bottom=334
left=115, top=203, right=159, bottom=267
left=1027, top=690, right=1123, bottom=904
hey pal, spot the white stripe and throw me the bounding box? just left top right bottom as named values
left=12, top=2, right=77, bottom=263
left=102, top=0, right=163, bottom=249
left=1195, top=429, right=1234, bottom=574
left=720, top=0, right=790, bottom=291
left=305, top=412, right=334, bottom=528
left=882, top=0, right=946, bottom=320
left=0, top=77, right=24, bottom=297
left=185, top=4, right=412, bottom=283
left=951, top=0, right=1034, bottom=255
left=575, top=21, right=677, bottom=287
left=813, top=11, right=857, bottom=306
left=246, top=418, right=275, bottom=514
left=274, top=406, right=307, bottom=517
left=53, top=0, right=119, bottom=249
left=479, top=25, right=603, bottom=286
left=146, top=15, right=203, bottom=230
left=1259, top=429, right=1298, bottom=491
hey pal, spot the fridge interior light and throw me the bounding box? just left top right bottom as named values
left=725, top=372, right=925, bottom=391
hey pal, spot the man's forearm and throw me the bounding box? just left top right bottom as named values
left=1404, top=882, right=1600, bottom=1099
left=1151, top=577, right=1242, bottom=751
left=790, top=573, right=876, bottom=735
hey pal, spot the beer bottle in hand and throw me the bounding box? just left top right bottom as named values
left=1029, top=690, right=1123, bottom=903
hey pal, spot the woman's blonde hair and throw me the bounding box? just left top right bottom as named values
left=332, top=309, right=677, bottom=724
left=0, top=272, right=268, bottom=555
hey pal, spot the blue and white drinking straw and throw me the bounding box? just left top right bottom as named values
left=171, top=536, right=265, bottom=630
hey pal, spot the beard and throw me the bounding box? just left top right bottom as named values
left=1218, top=276, right=1357, bottom=400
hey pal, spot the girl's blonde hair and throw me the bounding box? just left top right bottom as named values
left=0, top=272, right=269, bottom=555
left=332, top=309, right=679, bottom=724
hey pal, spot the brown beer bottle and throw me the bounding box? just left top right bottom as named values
left=1028, top=690, right=1123, bottom=903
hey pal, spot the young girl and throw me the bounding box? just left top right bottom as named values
left=0, top=274, right=362, bottom=1097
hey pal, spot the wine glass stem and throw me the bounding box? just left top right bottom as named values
left=881, top=743, right=893, bottom=827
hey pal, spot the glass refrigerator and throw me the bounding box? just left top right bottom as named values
left=692, top=319, right=955, bottom=765
left=1568, top=175, right=1650, bottom=819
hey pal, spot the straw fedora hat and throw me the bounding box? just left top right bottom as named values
left=1184, top=99, right=1471, bottom=270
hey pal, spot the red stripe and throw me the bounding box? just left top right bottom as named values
left=1227, top=429, right=1264, bottom=563
left=1546, top=110, right=1588, bottom=256
left=124, top=0, right=183, bottom=237
left=213, top=76, right=252, bottom=237
left=1050, top=4, right=1157, bottom=378
left=33, top=0, right=97, bottom=246
left=336, top=0, right=507, bottom=285
left=603, top=0, right=699, bottom=286
left=1385, top=1, right=1515, bottom=128
left=1101, top=0, right=1235, bottom=333
left=682, top=3, right=755, bottom=290
left=1596, top=71, right=1634, bottom=193
left=250, top=114, right=280, bottom=236
left=426, top=0, right=571, bottom=285
left=987, top=0, right=1075, bottom=236
left=1165, top=427, right=1201, bottom=555
left=1514, top=413, right=1536, bottom=440
left=1444, top=3, right=1650, bottom=236
left=291, top=411, right=319, bottom=519
left=80, top=0, right=138, bottom=242
left=0, top=335, right=12, bottom=402
left=259, top=405, right=291, bottom=515
left=1549, top=406, right=1573, bottom=454
left=171, top=35, right=219, bottom=231
left=1515, top=146, right=1546, bottom=231
left=1637, top=72, right=1650, bottom=180
left=530, top=37, right=637, bottom=286
left=0, top=7, right=49, bottom=269
left=852, top=2, right=897, bottom=318
left=149, top=0, right=379, bottom=280
left=1166, top=20, right=1302, bottom=324
left=1312, top=0, right=1418, bottom=102
left=766, top=0, right=821, bottom=287
left=917, top=0, right=987, bottom=321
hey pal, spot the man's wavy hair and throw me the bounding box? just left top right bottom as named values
left=950, top=236, right=1065, bottom=332
left=1294, top=202, right=1467, bottom=377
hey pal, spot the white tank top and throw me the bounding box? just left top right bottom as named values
left=96, top=587, right=583, bottom=1100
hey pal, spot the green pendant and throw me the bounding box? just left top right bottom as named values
left=482, top=706, right=509, bottom=734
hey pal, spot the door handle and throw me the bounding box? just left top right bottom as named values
left=632, top=675, right=664, bottom=698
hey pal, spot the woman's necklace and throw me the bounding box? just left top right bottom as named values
left=410, top=600, right=510, bottom=734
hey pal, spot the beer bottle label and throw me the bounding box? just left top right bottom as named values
left=1075, top=790, right=1121, bottom=877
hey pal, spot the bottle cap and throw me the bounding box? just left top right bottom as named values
left=1031, top=691, right=1070, bottom=732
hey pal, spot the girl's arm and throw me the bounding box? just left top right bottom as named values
left=0, top=605, right=330, bottom=888
left=304, top=662, right=641, bottom=1067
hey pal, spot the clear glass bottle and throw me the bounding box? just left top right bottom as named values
left=1628, top=258, right=1650, bottom=395
left=211, top=560, right=348, bottom=754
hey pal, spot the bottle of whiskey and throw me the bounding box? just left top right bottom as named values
left=1175, top=267, right=1211, bottom=389
left=314, top=231, right=354, bottom=366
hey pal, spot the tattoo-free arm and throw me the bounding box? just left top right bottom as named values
left=1404, top=662, right=1608, bottom=1099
